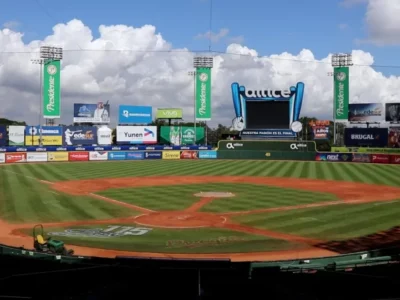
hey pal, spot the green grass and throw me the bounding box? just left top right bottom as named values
left=233, top=200, right=400, bottom=240
left=99, top=183, right=337, bottom=212
left=26, top=224, right=302, bottom=253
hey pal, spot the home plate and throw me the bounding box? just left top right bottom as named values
left=193, top=192, right=235, bottom=198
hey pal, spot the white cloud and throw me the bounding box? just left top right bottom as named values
left=195, top=28, right=229, bottom=43
left=0, top=19, right=399, bottom=128
left=364, top=0, right=400, bottom=45
left=2, top=21, right=21, bottom=30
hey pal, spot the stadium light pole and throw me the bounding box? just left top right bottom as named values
left=31, top=46, right=63, bottom=146
left=328, top=53, right=352, bottom=145
left=191, top=56, right=213, bottom=145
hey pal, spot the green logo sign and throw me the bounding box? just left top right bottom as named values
left=43, top=60, right=61, bottom=118
left=156, top=108, right=183, bottom=119
left=160, top=126, right=205, bottom=145
left=195, top=68, right=211, bottom=121
left=218, top=140, right=316, bottom=152
left=334, top=66, right=349, bottom=121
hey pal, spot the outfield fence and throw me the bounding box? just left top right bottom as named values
left=0, top=141, right=399, bottom=164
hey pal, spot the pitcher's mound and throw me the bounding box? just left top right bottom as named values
left=194, top=192, right=235, bottom=198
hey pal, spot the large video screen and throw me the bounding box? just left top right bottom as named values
left=245, top=101, right=290, bottom=129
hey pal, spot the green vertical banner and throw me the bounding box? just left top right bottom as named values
left=43, top=60, right=61, bottom=118
left=195, top=67, right=211, bottom=121
left=333, top=66, right=349, bottom=121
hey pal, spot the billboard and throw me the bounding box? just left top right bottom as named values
left=348, top=103, right=383, bottom=122
left=24, top=126, right=63, bottom=146
left=116, top=126, right=157, bottom=144
left=73, top=102, right=110, bottom=123
left=333, top=67, right=349, bottom=121
left=390, top=155, right=400, bottom=164
left=156, top=108, right=183, bottom=119
left=371, top=154, right=390, bottom=164
left=195, top=68, right=212, bottom=121
left=198, top=150, right=217, bottom=159
left=69, top=152, right=89, bottom=161
left=309, top=120, right=330, bottom=140
left=108, top=152, right=126, bottom=160
left=230, top=81, right=304, bottom=137
left=89, top=151, right=108, bottom=161
left=144, top=151, right=162, bottom=159
left=385, top=103, right=400, bottom=122
left=48, top=152, right=68, bottom=162
left=0, top=153, right=4, bottom=163
left=388, top=127, right=400, bottom=148
left=27, top=153, right=48, bottom=162
left=126, top=151, right=144, bottom=160
left=315, top=153, right=352, bottom=162
left=352, top=153, right=371, bottom=163
left=162, top=151, right=181, bottom=159
left=43, top=60, right=61, bottom=118
left=118, top=105, right=152, bottom=124
left=160, top=126, right=205, bottom=145
left=8, top=126, right=25, bottom=146
left=63, top=126, right=97, bottom=146
left=5, top=152, right=26, bottom=163
left=0, top=126, right=7, bottom=146
left=344, top=128, right=388, bottom=147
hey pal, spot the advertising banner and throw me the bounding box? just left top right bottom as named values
left=68, top=152, right=89, bottom=161
left=371, top=154, right=390, bottom=164
left=5, top=152, right=27, bottom=163
left=63, top=126, right=97, bottom=146
left=108, top=152, right=126, bottom=160
left=116, top=126, right=157, bottom=144
left=385, top=103, right=400, bottom=122
left=390, top=155, right=400, bottom=164
left=334, top=66, right=349, bottom=121
left=126, top=151, right=144, bottom=160
left=89, top=151, right=108, bottom=161
left=180, top=150, right=198, bottom=159
left=162, top=151, right=181, bottom=159
left=195, top=67, right=211, bottom=121
left=8, top=126, right=25, bottom=146
left=199, top=150, right=217, bottom=159
left=0, top=126, right=7, bottom=146
left=25, top=126, right=63, bottom=146
left=156, top=108, right=183, bottom=119
left=118, top=105, right=152, bottom=124
left=344, top=128, right=388, bottom=147
left=315, top=153, right=352, bottom=162
left=144, top=151, right=162, bottom=159
left=0, top=153, right=5, bottom=163
left=218, top=140, right=316, bottom=152
left=348, top=103, right=383, bottom=122
left=73, top=102, right=110, bottom=123
left=43, top=60, right=61, bottom=118
left=160, top=126, right=205, bottom=145
left=312, top=126, right=329, bottom=140
left=27, top=152, right=48, bottom=162
left=352, top=153, right=371, bottom=163
left=48, top=152, right=68, bottom=162
left=388, top=127, right=400, bottom=148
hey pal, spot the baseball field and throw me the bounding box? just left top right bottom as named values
left=1, top=160, right=400, bottom=261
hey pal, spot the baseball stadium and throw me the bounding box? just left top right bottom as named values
left=2, top=57, right=400, bottom=298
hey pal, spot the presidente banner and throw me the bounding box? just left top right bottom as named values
left=315, top=153, right=352, bottom=162
left=156, top=108, right=183, bottom=119
left=25, top=126, right=63, bottom=146
left=217, top=140, right=316, bottom=152
left=160, top=126, right=205, bottom=145
left=348, top=103, right=383, bottom=122
left=116, top=126, right=157, bottom=144
left=0, top=126, right=7, bottom=146
left=388, top=127, right=400, bottom=148
left=73, top=102, right=110, bottom=123
left=344, top=128, right=388, bottom=147
left=195, top=68, right=211, bottom=121
left=8, top=126, right=25, bottom=146
left=118, top=105, right=152, bottom=124
left=43, top=60, right=61, bottom=118
left=334, top=66, right=349, bottom=121
left=385, top=103, right=400, bottom=122
left=63, top=126, right=97, bottom=146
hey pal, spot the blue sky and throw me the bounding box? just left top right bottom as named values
left=1, top=0, right=400, bottom=75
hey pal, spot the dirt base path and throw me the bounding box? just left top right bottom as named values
left=1, top=176, right=400, bottom=262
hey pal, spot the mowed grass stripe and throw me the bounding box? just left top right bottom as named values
left=367, top=164, right=400, bottom=186
left=0, top=169, right=21, bottom=222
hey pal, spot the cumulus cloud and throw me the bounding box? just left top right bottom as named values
left=364, top=0, right=400, bottom=45
left=0, top=19, right=399, bottom=127
left=195, top=28, right=229, bottom=43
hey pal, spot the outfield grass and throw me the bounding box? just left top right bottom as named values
left=1, top=160, right=400, bottom=253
